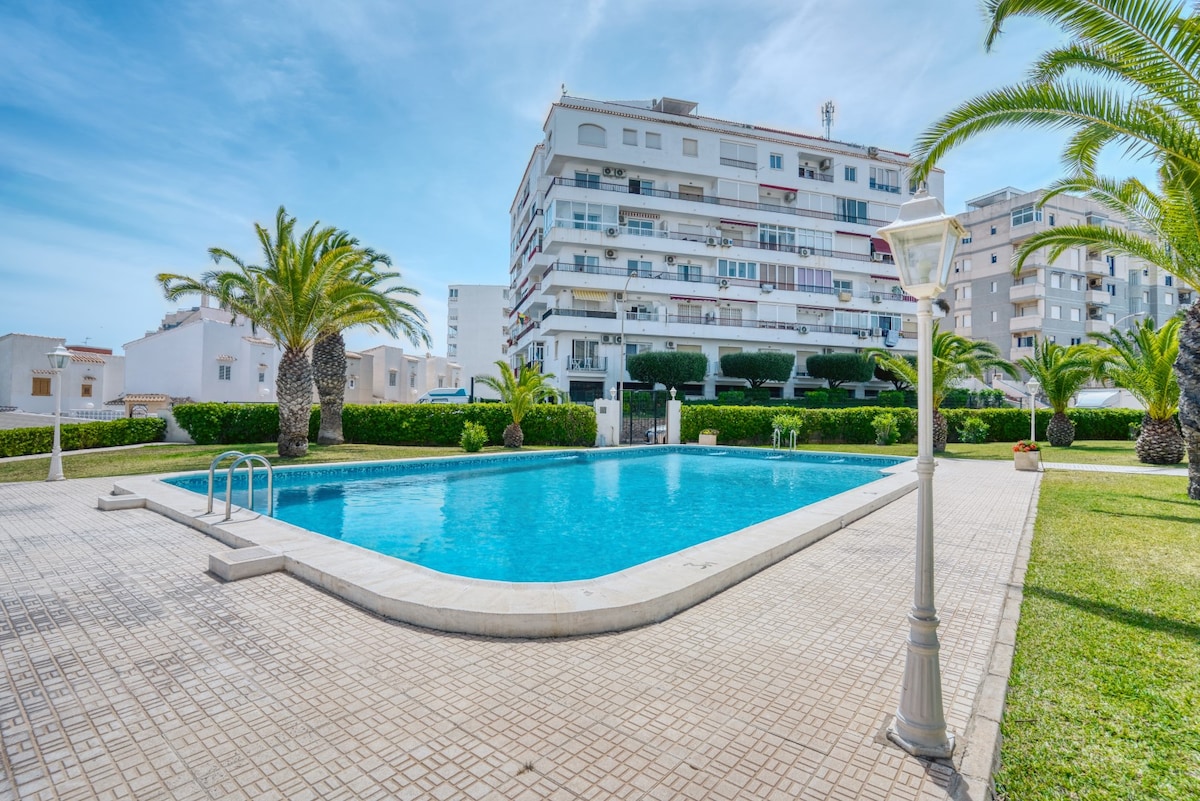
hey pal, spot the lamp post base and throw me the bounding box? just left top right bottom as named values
left=886, top=723, right=955, bottom=760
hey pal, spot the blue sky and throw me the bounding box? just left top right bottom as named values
left=0, top=0, right=1151, bottom=357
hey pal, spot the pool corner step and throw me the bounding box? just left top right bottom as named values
left=209, top=546, right=284, bottom=582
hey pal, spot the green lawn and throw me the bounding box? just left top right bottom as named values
left=788, top=439, right=1146, bottom=466
left=994, top=472, right=1200, bottom=801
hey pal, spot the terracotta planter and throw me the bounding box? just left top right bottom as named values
left=699, top=433, right=718, bottom=446
left=1014, top=451, right=1041, bottom=471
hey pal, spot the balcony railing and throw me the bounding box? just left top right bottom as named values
left=720, top=156, right=757, bottom=170
left=549, top=177, right=891, bottom=228
left=869, top=180, right=901, bottom=194
left=568, top=357, right=608, bottom=371
left=543, top=308, right=618, bottom=320
left=799, top=169, right=834, bottom=183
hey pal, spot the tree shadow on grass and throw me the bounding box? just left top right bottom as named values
left=1026, top=585, right=1200, bottom=644
left=1086, top=507, right=1200, bottom=526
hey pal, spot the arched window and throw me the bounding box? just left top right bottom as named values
left=578, top=124, right=606, bottom=147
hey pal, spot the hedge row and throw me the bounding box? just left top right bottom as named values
left=680, top=406, right=1147, bottom=445
left=171, top=403, right=597, bottom=447
left=0, top=417, right=166, bottom=458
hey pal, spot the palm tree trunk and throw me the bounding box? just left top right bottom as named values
left=933, top=410, right=947, bottom=452
left=1136, top=414, right=1185, bottom=465
left=313, top=331, right=346, bottom=446
left=1046, top=412, right=1076, bottom=447
left=1176, top=304, right=1200, bottom=499
left=277, top=346, right=313, bottom=458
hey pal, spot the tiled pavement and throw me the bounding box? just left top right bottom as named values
left=0, top=460, right=1038, bottom=800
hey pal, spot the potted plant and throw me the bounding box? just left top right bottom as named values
left=1013, top=440, right=1041, bottom=471
left=699, top=428, right=719, bottom=446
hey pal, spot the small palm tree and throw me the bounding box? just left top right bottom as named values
left=476, top=360, right=562, bottom=448
left=871, top=323, right=1014, bottom=451
left=1092, top=317, right=1184, bottom=464
left=1016, top=340, right=1095, bottom=447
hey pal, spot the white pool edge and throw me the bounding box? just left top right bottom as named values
left=115, top=450, right=918, bottom=638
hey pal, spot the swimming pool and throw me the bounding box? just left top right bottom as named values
left=120, top=446, right=916, bottom=637
left=164, top=448, right=905, bottom=582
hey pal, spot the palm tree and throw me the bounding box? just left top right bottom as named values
left=871, top=323, right=1014, bottom=451
left=475, top=360, right=562, bottom=448
left=1092, top=317, right=1184, bottom=463
left=910, top=0, right=1200, bottom=496
left=158, top=207, right=406, bottom=457
left=312, top=233, right=429, bottom=446
left=1015, top=339, right=1095, bottom=447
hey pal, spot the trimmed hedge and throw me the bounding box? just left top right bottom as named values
left=0, top=417, right=166, bottom=458
left=681, top=405, right=1146, bottom=445
left=171, top=402, right=597, bottom=447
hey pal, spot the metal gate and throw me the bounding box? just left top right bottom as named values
left=622, top=389, right=666, bottom=445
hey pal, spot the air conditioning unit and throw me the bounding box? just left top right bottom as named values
left=602, top=167, right=615, bottom=177
left=602, top=334, right=613, bottom=343
left=614, top=168, right=626, bottom=178
left=798, top=325, right=809, bottom=334
left=618, top=214, right=626, bottom=223
left=665, top=255, right=676, bottom=265
left=614, top=335, right=623, bottom=344
left=605, top=226, right=620, bottom=237
left=823, top=347, right=836, bottom=354
left=719, top=278, right=730, bottom=288
left=705, top=236, right=718, bottom=246
left=761, top=283, right=775, bottom=293
left=873, top=327, right=885, bottom=337
left=721, top=238, right=734, bottom=246
left=819, top=158, right=832, bottom=171
left=857, top=330, right=869, bottom=339
left=867, top=146, right=880, bottom=157
left=871, top=252, right=886, bottom=262
left=604, top=248, right=617, bottom=259
left=614, top=292, right=624, bottom=300
left=798, top=247, right=812, bottom=257
left=891, top=285, right=904, bottom=295
left=871, top=293, right=883, bottom=303
left=838, top=291, right=852, bottom=302
left=783, top=191, right=797, bottom=203
left=665, top=340, right=676, bottom=349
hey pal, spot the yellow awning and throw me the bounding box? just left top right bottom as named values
left=572, top=289, right=610, bottom=302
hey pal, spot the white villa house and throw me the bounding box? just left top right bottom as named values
left=446, top=284, right=509, bottom=399
left=506, top=95, right=943, bottom=401
left=0, top=333, right=125, bottom=417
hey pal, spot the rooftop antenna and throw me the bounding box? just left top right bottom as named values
left=561, top=83, right=567, bottom=96
left=821, top=100, right=835, bottom=139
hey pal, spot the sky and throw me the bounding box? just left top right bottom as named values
left=0, top=0, right=1154, bottom=357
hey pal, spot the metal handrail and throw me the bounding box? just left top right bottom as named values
left=224, top=454, right=274, bottom=522
left=206, top=451, right=246, bottom=513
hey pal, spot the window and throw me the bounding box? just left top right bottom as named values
left=1050, top=272, right=1062, bottom=289
left=573, top=171, right=599, bottom=188
left=677, top=263, right=702, bottom=282
left=258, top=371, right=266, bottom=383
left=991, top=253, right=998, bottom=264
left=962, top=285, right=972, bottom=299
left=769, top=153, right=783, bottom=170
left=626, top=219, right=653, bottom=236
left=678, top=184, right=703, bottom=201
left=1011, top=204, right=1042, bottom=226
left=1070, top=308, right=1081, bottom=321
left=550, top=200, right=617, bottom=231
left=348, top=376, right=357, bottom=390
left=79, top=383, right=92, bottom=397
left=719, top=307, right=743, bottom=325
left=628, top=178, right=654, bottom=195
left=447, top=344, right=457, bottom=356
left=1165, top=292, right=1174, bottom=305
left=963, top=258, right=972, bottom=272
left=218, top=364, right=232, bottom=381
left=573, top=255, right=600, bottom=272
left=409, top=370, right=417, bottom=388
left=623, top=128, right=637, bottom=146
left=389, top=371, right=398, bottom=387
left=719, top=139, right=757, bottom=169
left=1106, top=283, right=1117, bottom=296
left=833, top=278, right=853, bottom=294
left=1050, top=305, right=1062, bottom=319
left=869, top=167, right=900, bottom=193
left=645, top=132, right=662, bottom=149
left=1016, top=335, right=1035, bottom=348
left=990, top=226, right=997, bottom=235
left=578, top=124, right=606, bottom=147
left=844, top=166, right=857, bottom=182
left=962, top=313, right=972, bottom=327
left=627, top=259, right=652, bottom=275
left=990, top=281, right=998, bottom=293
left=1048, top=214, right=1056, bottom=226
left=682, top=138, right=698, bottom=157
left=718, top=259, right=757, bottom=280
left=759, top=224, right=796, bottom=250
left=448, top=288, right=458, bottom=299
left=31, top=377, right=51, bottom=396
left=962, top=232, right=972, bottom=244
left=991, top=311, right=998, bottom=322
left=677, top=303, right=703, bottom=322
left=1166, top=275, right=1174, bottom=287
left=1071, top=276, right=1082, bottom=291
left=836, top=197, right=868, bottom=224
left=1070, top=337, right=1083, bottom=346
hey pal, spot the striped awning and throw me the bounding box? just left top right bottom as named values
left=216, top=354, right=237, bottom=362
left=719, top=218, right=758, bottom=229
left=871, top=236, right=892, bottom=255
left=670, top=295, right=719, bottom=303
left=572, top=289, right=610, bottom=302
left=621, top=210, right=659, bottom=220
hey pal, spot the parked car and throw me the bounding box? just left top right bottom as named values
left=416, top=388, right=469, bottom=404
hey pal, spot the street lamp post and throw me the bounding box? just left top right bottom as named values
left=1026, top=378, right=1041, bottom=443
left=876, top=187, right=963, bottom=759
left=46, top=344, right=71, bottom=482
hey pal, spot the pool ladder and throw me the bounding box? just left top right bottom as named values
left=206, top=451, right=275, bottom=521
left=771, top=426, right=798, bottom=451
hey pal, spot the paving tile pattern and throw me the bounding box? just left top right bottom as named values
left=0, top=461, right=1036, bottom=800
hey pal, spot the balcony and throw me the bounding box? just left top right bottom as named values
left=869, top=180, right=901, bottom=194
left=720, top=156, right=757, bottom=170
left=1085, top=319, right=1112, bottom=335
left=798, top=168, right=833, bottom=183
left=1010, top=315, right=1044, bottom=333
left=1009, top=283, right=1045, bottom=302
left=568, top=357, right=608, bottom=372
left=1085, top=289, right=1111, bottom=305
left=547, top=177, right=891, bottom=228
left=1084, top=258, right=1107, bottom=277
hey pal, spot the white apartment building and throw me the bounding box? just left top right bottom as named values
left=0, top=333, right=125, bottom=415
left=507, top=95, right=941, bottom=401
left=446, top=284, right=509, bottom=399
left=945, top=187, right=1192, bottom=362
left=363, top=345, right=462, bottom=403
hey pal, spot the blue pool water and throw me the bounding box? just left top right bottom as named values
left=168, top=448, right=903, bottom=582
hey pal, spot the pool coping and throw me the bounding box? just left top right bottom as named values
left=114, top=446, right=918, bottom=639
